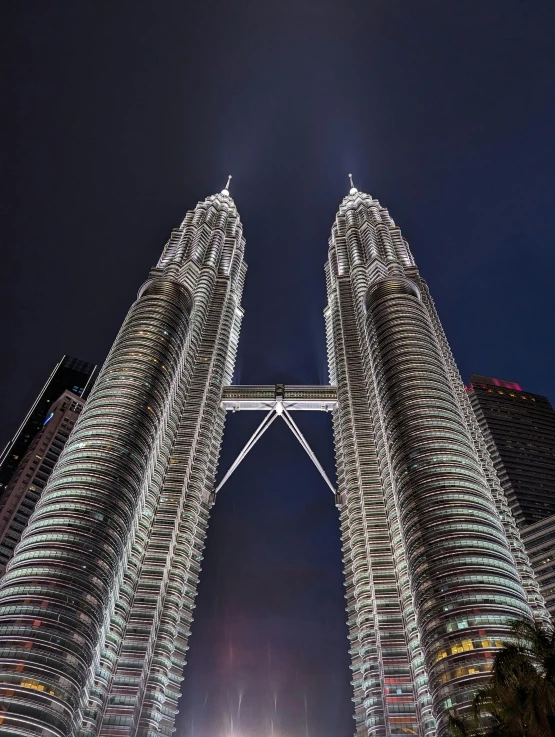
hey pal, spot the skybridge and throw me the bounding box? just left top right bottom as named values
left=217, top=384, right=338, bottom=497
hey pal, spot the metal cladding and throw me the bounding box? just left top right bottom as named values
left=0, top=190, right=246, bottom=736
left=324, top=187, right=549, bottom=736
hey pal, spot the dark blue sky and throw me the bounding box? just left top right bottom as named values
left=2, top=2, right=555, bottom=736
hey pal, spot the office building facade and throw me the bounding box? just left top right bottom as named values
left=521, top=516, right=555, bottom=618
left=468, top=375, right=555, bottom=526
left=0, top=390, right=85, bottom=576
left=0, top=185, right=246, bottom=737
left=0, top=183, right=548, bottom=737
left=0, top=356, right=95, bottom=491
left=469, top=376, right=555, bottom=621
left=323, top=183, right=548, bottom=736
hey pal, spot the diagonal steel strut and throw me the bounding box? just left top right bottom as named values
left=215, top=402, right=336, bottom=496
left=215, top=409, right=278, bottom=494
left=281, top=408, right=336, bottom=495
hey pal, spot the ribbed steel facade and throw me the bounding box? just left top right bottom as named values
left=0, top=189, right=246, bottom=737
left=325, top=186, right=549, bottom=737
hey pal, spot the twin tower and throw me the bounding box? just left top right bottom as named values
left=0, top=182, right=548, bottom=737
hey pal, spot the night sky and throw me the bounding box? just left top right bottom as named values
left=2, top=2, right=555, bottom=736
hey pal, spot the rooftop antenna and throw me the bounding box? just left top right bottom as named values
left=222, top=174, right=232, bottom=195
left=349, top=173, right=358, bottom=194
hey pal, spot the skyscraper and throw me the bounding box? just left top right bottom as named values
left=468, top=376, right=555, bottom=619
left=0, top=355, right=96, bottom=491
left=0, top=390, right=85, bottom=576
left=521, top=517, right=555, bottom=618
left=323, top=179, right=548, bottom=736
left=0, top=184, right=246, bottom=737
left=0, top=181, right=548, bottom=737
left=468, top=375, right=555, bottom=526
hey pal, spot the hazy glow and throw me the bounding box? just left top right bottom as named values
left=222, top=732, right=289, bottom=737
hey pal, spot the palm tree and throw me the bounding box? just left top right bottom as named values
left=448, top=619, right=555, bottom=737
left=511, top=619, right=555, bottom=687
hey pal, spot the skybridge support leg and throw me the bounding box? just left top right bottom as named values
left=281, top=408, right=336, bottom=495
left=214, top=409, right=278, bottom=495
left=215, top=400, right=336, bottom=497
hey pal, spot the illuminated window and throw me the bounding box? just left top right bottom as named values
left=451, top=639, right=474, bottom=654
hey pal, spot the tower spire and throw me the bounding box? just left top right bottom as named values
left=222, top=174, right=232, bottom=195
left=348, top=173, right=357, bottom=194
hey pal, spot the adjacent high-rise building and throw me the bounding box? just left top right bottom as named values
left=468, top=375, right=555, bottom=526
left=468, top=376, right=555, bottom=620
left=521, top=517, right=555, bottom=618
left=0, top=181, right=548, bottom=737
left=0, top=390, right=85, bottom=576
left=0, top=355, right=95, bottom=491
